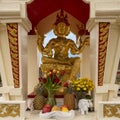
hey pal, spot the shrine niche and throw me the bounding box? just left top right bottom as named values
left=36, top=10, right=89, bottom=81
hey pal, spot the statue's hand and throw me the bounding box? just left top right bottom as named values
left=38, top=35, right=45, bottom=41
left=78, top=36, right=90, bottom=53
left=37, top=35, right=45, bottom=47
left=83, top=37, right=90, bottom=46
left=43, top=49, right=53, bottom=58
left=37, top=35, right=45, bottom=53
left=35, top=27, right=45, bottom=43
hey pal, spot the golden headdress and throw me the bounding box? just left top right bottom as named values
left=54, top=9, right=70, bottom=26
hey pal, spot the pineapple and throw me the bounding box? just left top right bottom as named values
left=33, top=84, right=45, bottom=110
left=64, top=86, right=75, bottom=110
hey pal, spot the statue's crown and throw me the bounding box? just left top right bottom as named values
left=54, top=9, right=70, bottom=26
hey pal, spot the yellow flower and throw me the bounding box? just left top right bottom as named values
left=83, top=87, right=87, bottom=91
left=52, top=84, right=55, bottom=87
left=77, top=87, right=80, bottom=91
left=74, top=81, right=78, bottom=84
left=44, top=74, right=47, bottom=78
left=84, top=82, right=86, bottom=84
left=70, top=77, right=94, bottom=92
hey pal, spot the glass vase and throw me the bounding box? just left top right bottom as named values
left=46, top=89, right=56, bottom=107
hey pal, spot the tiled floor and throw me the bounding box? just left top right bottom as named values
left=25, top=110, right=97, bottom=120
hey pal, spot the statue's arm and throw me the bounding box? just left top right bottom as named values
left=42, top=39, right=55, bottom=57
left=69, top=39, right=80, bottom=54
left=37, top=35, right=45, bottom=53
left=69, top=37, right=90, bottom=54
left=35, top=28, right=45, bottom=53
left=78, top=36, right=90, bottom=53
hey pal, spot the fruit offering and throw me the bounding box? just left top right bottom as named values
left=42, top=104, right=52, bottom=113
left=42, top=104, right=70, bottom=113
left=61, top=105, right=69, bottom=112
left=51, top=106, right=61, bottom=111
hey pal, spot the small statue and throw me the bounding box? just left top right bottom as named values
left=78, top=99, right=90, bottom=115
left=36, top=9, right=89, bottom=81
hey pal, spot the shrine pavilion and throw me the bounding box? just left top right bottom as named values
left=0, top=0, right=120, bottom=120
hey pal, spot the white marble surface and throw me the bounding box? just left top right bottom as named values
left=25, top=110, right=97, bottom=120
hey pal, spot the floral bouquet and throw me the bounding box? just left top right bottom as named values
left=39, top=69, right=66, bottom=91
left=39, top=69, right=66, bottom=106
left=70, top=78, right=94, bottom=99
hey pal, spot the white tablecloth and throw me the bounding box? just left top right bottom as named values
left=39, top=110, right=75, bottom=120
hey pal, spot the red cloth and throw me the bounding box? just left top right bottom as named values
left=27, top=92, right=64, bottom=98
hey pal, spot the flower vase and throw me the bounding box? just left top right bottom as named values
left=75, top=91, right=88, bottom=109
left=46, top=90, right=56, bottom=107
left=78, top=91, right=87, bottom=100
left=74, top=91, right=79, bottom=109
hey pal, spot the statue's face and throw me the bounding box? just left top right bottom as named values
left=57, top=22, right=66, bottom=35
left=53, top=22, right=70, bottom=37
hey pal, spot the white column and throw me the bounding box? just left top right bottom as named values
left=81, top=46, right=91, bottom=78
left=0, top=24, right=13, bottom=100
left=0, top=1, right=32, bottom=100
left=28, top=35, right=39, bottom=94
left=86, top=0, right=120, bottom=111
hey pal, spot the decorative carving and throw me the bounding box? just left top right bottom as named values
left=98, top=22, right=110, bottom=86
left=103, top=104, right=120, bottom=118
left=7, top=23, right=19, bottom=88
left=0, top=104, right=20, bottom=117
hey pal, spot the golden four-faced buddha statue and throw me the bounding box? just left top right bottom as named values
left=36, top=10, right=89, bottom=81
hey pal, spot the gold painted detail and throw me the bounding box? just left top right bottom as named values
left=98, top=22, right=110, bottom=86
left=103, top=104, right=120, bottom=118
left=0, top=104, right=20, bottom=117
left=7, top=23, right=19, bottom=88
